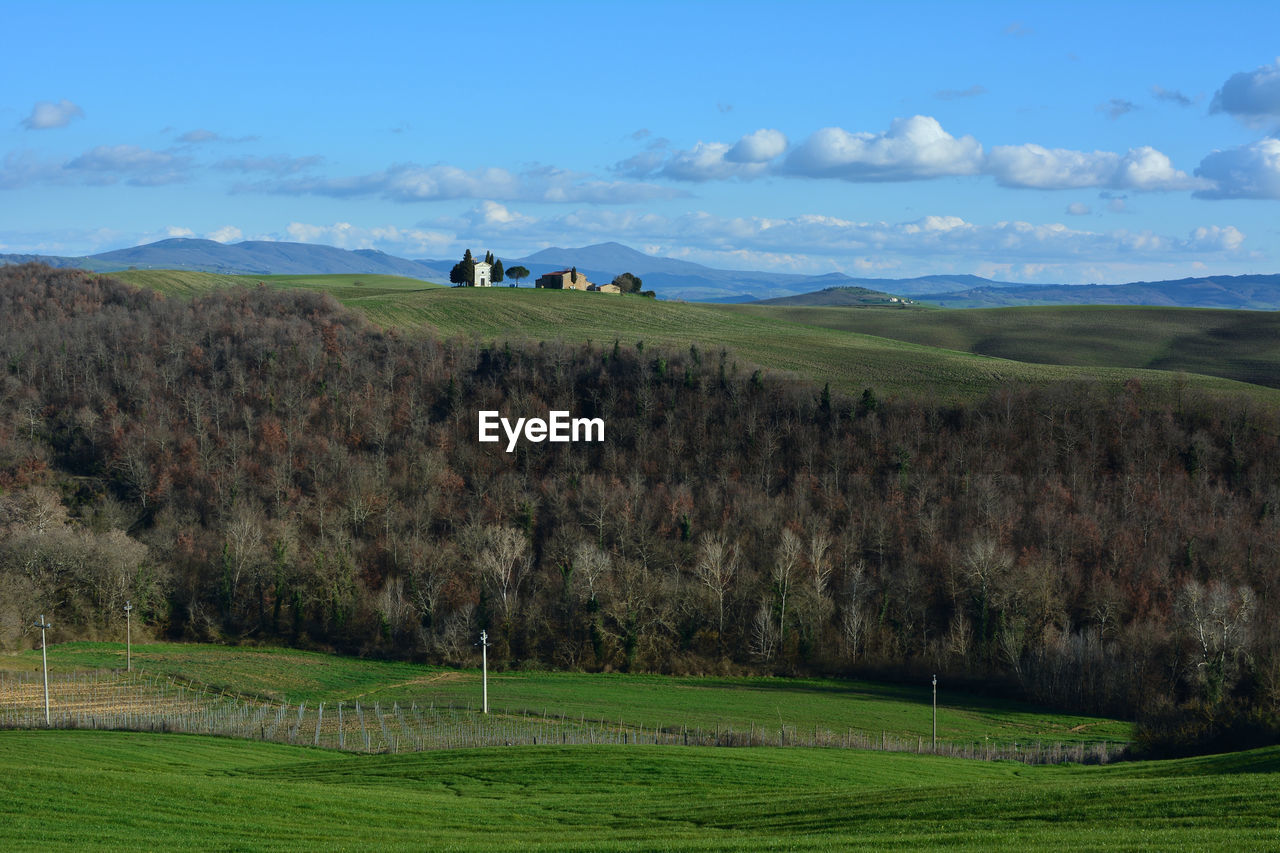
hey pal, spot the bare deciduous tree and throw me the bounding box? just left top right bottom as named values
left=694, top=533, right=737, bottom=656
left=477, top=525, right=531, bottom=626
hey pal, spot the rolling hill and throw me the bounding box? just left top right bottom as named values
left=751, top=285, right=921, bottom=307
left=3, top=731, right=1278, bottom=850
left=105, top=268, right=1280, bottom=404
left=722, top=303, right=1280, bottom=390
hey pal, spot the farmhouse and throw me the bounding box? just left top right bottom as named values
left=587, top=282, right=621, bottom=293
left=535, top=269, right=591, bottom=290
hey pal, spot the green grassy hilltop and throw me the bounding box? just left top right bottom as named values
left=725, top=302, right=1280, bottom=390
left=109, top=270, right=1280, bottom=403
left=1, top=643, right=1130, bottom=747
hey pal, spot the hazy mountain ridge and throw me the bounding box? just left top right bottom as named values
left=4, top=238, right=1279, bottom=307
left=927, top=276, right=1280, bottom=310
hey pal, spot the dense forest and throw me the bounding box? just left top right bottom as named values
left=1, top=264, right=1278, bottom=752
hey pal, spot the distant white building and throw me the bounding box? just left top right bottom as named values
left=472, top=261, right=492, bottom=287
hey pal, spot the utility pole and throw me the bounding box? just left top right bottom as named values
left=479, top=630, right=490, bottom=715
left=124, top=600, right=132, bottom=672
left=33, top=615, right=52, bottom=727
left=931, top=674, right=937, bottom=751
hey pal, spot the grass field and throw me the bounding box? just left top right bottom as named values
left=0, top=730, right=1276, bottom=850
left=0, top=642, right=1131, bottom=747
left=108, top=270, right=1280, bottom=403
left=725, top=303, right=1280, bottom=390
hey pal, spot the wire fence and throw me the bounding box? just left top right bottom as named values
left=0, top=668, right=1126, bottom=765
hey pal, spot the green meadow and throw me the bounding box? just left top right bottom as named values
left=109, top=270, right=1280, bottom=403
left=1, top=643, right=1129, bottom=747
left=1, top=730, right=1276, bottom=850
left=725, top=302, right=1280, bottom=390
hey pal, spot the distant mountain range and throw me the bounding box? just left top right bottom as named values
left=920, top=276, right=1280, bottom=310
left=5, top=238, right=1280, bottom=308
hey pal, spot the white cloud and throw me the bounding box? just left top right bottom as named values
left=246, top=163, right=681, bottom=204
left=1066, top=202, right=1091, bottom=215
left=616, top=116, right=1205, bottom=196
left=1194, top=137, right=1280, bottom=199
left=661, top=142, right=751, bottom=181
left=1187, top=225, right=1245, bottom=251
left=784, top=116, right=984, bottom=181
left=726, top=129, right=788, bottom=164
left=439, top=206, right=1247, bottom=275
left=164, top=226, right=195, bottom=238
left=463, top=201, right=535, bottom=229
left=284, top=221, right=452, bottom=254
left=986, top=144, right=1200, bottom=191
left=65, top=145, right=191, bottom=186
left=1211, top=59, right=1280, bottom=122
left=1, top=145, right=192, bottom=188
left=208, top=226, right=243, bottom=243
left=21, top=99, right=84, bottom=130
left=611, top=129, right=787, bottom=181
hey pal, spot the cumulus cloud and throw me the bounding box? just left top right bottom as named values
left=1194, top=137, right=1280, bottom=199
left=726, top=129, right=788, bottom=164
left=1151, top=85, right=1194, bottom=107
left=464, top=201, right=534, bottom=228
left=208, top=226, right=243, bottom=243
left=21, top=99, right=84, bottom=130
left=617, top=129, right=788, bottom=182
left=662, top=142, right=760, bottom=181
left=986, top=144, right=1200, bottom=191
left=1186, top=225, right=1245, bottom=251
left=613, top=116, right=1206, bottom=194
left=1211, top=59, right=1280, bottom=122
left=783, top=116, right=984, bottom=181
left=163, top=226, right=195, bottom=238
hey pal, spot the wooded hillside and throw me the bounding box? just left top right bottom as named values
left=1, top=264, right=1277, bottom=751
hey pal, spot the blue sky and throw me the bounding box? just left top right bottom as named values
left=4, top=0, right=1280, bottom=282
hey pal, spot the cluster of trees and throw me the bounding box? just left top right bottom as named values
left=612, top=272, right=655, bottom=298
left=1, top=264, right=1278, bottom=752
left=448, top=250, right=505, bottom=287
